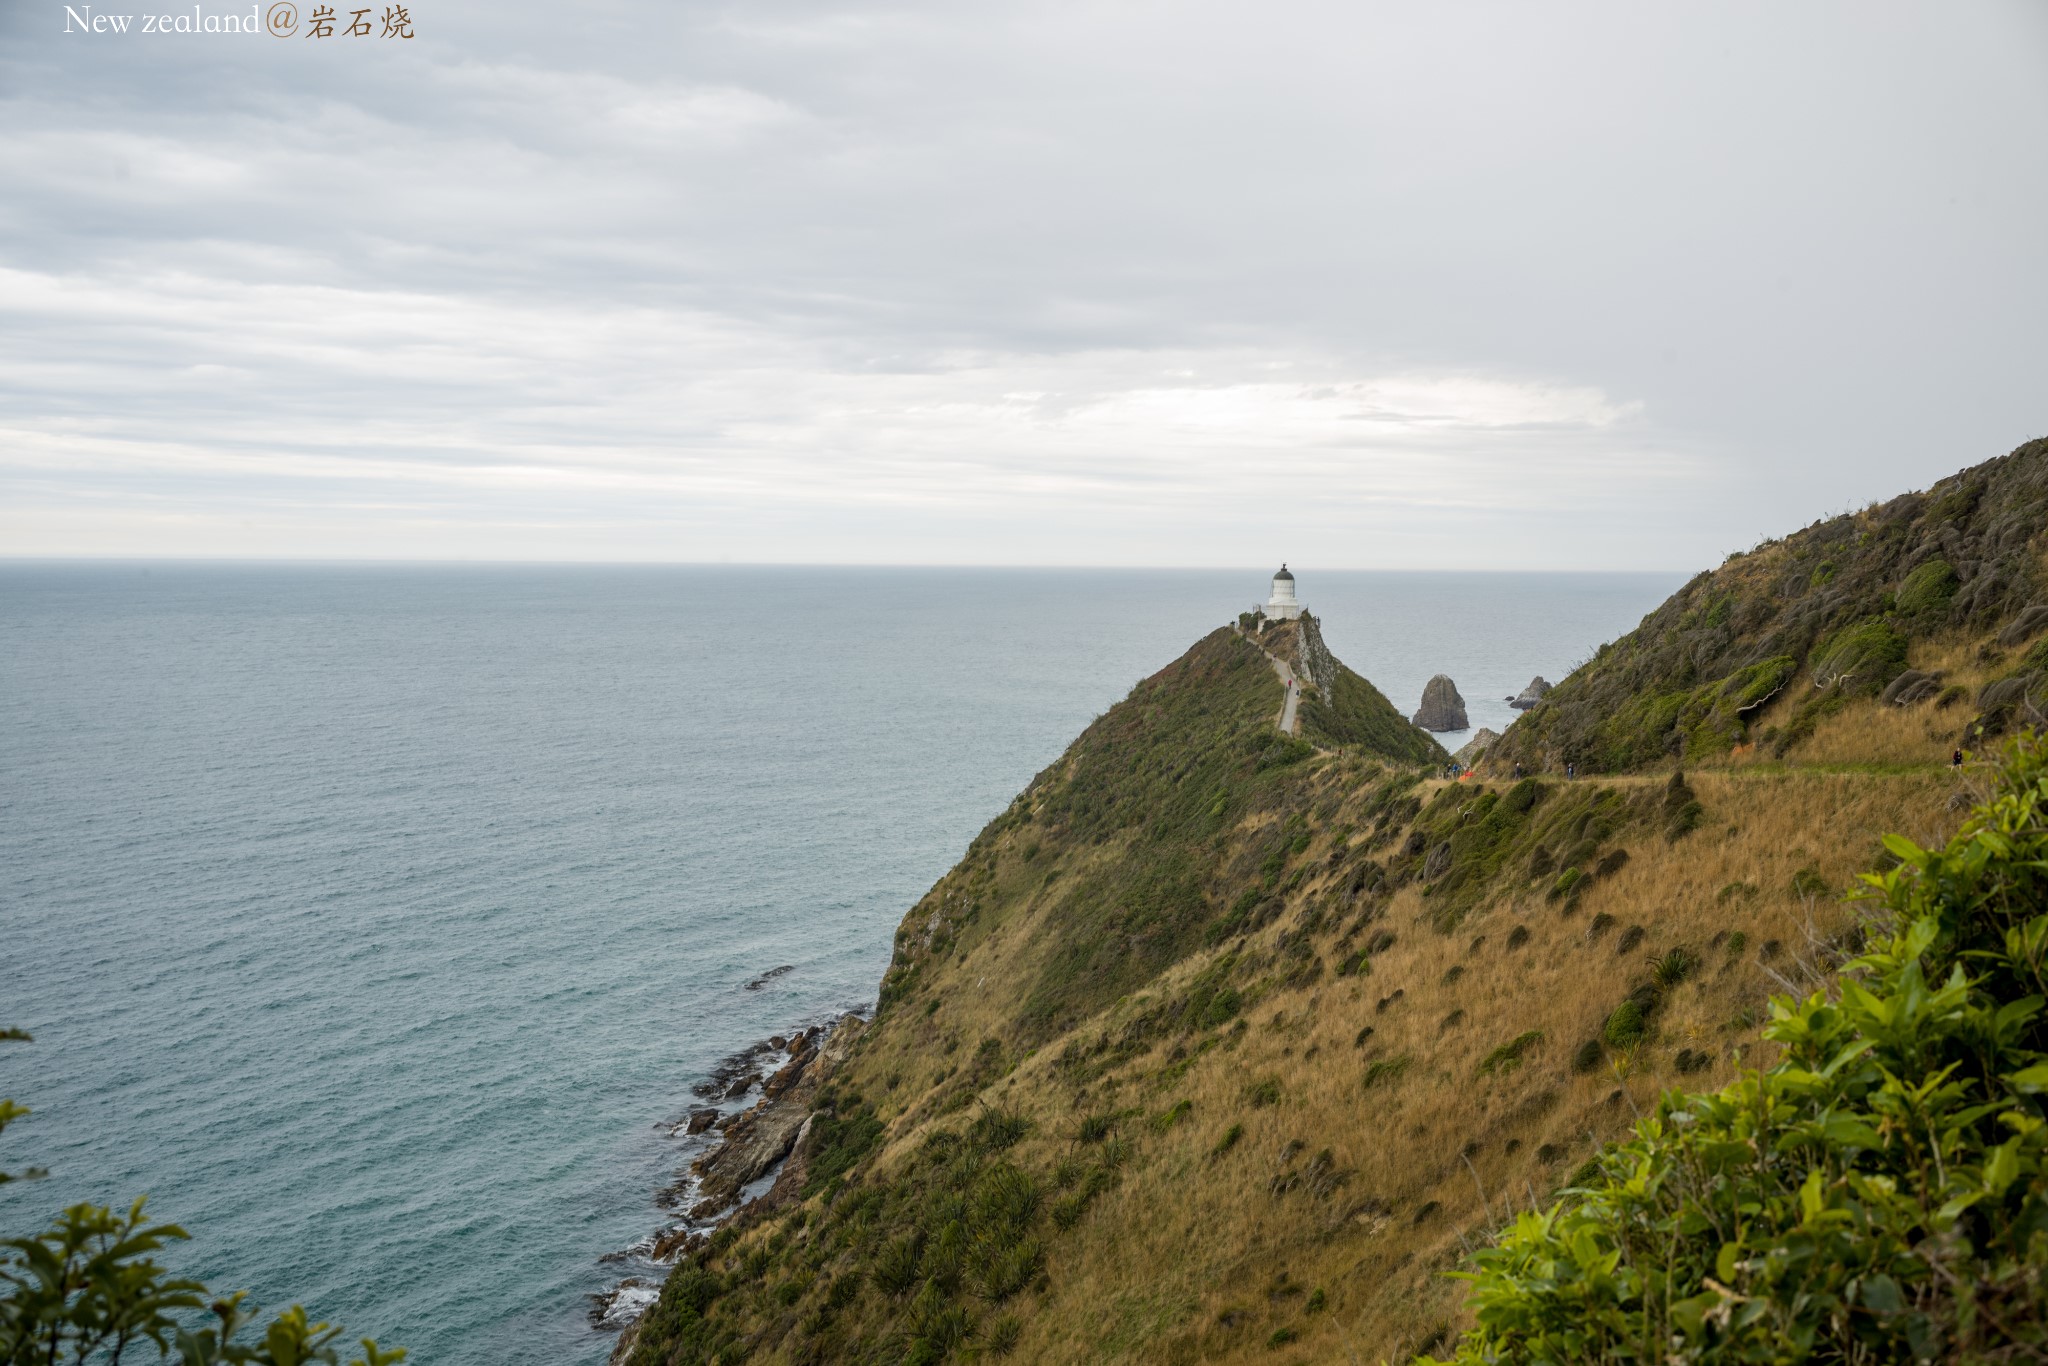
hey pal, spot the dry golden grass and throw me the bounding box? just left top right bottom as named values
left=781, top=759, right=1965, bottom=1366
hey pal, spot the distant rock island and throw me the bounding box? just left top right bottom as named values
left=1508, top=676, right=1552, bottom=710
left=1411, top=673, right=1468, bottom=731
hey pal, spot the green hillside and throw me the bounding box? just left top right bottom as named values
left=1493, top=436, right=2048, bottom=774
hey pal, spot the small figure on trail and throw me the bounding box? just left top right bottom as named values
left=1513, top=762, right=1524, bottom=780
left=1566, top=761, right=1576, bottom=780
left=1953, top=748, right=1965, bottom=769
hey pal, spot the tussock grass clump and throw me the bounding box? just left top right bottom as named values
left=1362, top=1055, right=1413, bottom=1090
left=1476, top=1031, right=1545, bottom=1076
left=1648, top=946, right=1698, bottom=989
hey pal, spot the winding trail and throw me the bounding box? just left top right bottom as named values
left=1271, top=656, right=1300, bottom=735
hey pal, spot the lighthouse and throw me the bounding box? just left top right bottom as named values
left=1263, top=564, right=1303, bottom=621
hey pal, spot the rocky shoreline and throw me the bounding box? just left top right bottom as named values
left=588, top=1005, right=868, bottom=1352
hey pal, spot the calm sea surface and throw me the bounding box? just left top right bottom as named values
left=0, top=564, right=1680, bottom=1363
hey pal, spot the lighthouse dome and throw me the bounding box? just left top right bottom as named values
left=1273, top=564, right=1294, bottom=581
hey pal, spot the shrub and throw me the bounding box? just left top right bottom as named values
left=1896, top=557, right=1958, bottom=617
left=1211, top=1124, right=1243, bottom=1157
left=1614, top=925, right=1645, bottom=955
left=1432, top=734, right=2048, bottom=1365
left=1505, top=924, right=1530, bottom=950
left=1245, top=1078, right=1282, bottom=1108
left=1810, top=616, right=1909, bottom=695
left=1570, top=1038, right=1604, bottom=1074
left=1151, top=1099, right=1193, bottom=1133
left=1725, top=930, right=1748, bottom=955
left=1601, top=1000, right=1644, bottom=1049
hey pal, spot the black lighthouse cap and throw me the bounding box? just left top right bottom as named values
left=1274, top=564, right=1294, bottom=581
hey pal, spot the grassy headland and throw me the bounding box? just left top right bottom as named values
left=623, top=440, right=2048, bottom=1365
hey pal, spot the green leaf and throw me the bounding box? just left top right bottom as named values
left=2007, top=1062, right=2048, bottom=1094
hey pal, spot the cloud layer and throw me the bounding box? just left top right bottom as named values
left=3, top=1, right=2044, bottom=564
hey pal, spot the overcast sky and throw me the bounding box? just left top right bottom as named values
left=2, top=1, right=2043, bottom=567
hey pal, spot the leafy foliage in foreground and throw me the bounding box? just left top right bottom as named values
left=1, top=1032, right=403, bottom=1366
left=1433, top=736, right=2048, bottom=1363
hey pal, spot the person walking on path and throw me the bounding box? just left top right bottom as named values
left=1566, top=761, right=1576, bottom=780
left=1953, top=748, right=1965, bottom=769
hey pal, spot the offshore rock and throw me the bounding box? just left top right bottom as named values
left=1411, top=674, right=1469, bottom=732
left=1509, top=677, right=1552, bottom=710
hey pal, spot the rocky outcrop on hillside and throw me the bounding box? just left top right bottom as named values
left=1411, top=674, right=1468, bottom=731
left=1453, top=728, right=1499, bottom=765
left=1254, top=615, right=1449, bottom=765
left=683, top=1018, right=864, bottom=1218
left=1509, top=677, right=1551, bottom=710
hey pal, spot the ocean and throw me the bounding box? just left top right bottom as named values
left=0, top=564, right=1681, bottom=1364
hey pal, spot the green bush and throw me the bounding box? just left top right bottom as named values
left=1810, top=616, right=1909, bottom=695
left=1601, top=1000, right=1645, bottom=1049
left=1431, top=734, right=2048, bottom=1364
left=1896, top=558, right=1958, bottom=617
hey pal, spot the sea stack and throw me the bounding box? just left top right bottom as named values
left=1509, top=676, right=1552, bottom=710
left=1412, top=674, right=1468, bottom=731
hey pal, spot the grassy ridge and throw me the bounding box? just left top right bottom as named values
left=1494, top=436, right=2048, bottom=774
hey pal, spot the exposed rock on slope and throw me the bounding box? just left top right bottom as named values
left=1453, top=728, right=1499, bottom=766
left=1491, top=436, right=2048, bottom=773
left=1253, top=614, right=1446, bottom=763
left=1509, top=676, right=1551, bottom=710
left=1411, top=673, right=1468, bottom=731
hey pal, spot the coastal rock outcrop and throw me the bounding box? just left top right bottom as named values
left=1411, top=674, right=1468, bottom=731
left=685, top=1016, right=864, bottom=1219
left=1452, top=728, right=1499, bottom=766
left=1509, top=676, right=1552, bottom=710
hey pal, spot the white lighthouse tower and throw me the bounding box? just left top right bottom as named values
left=1263, top=564, right=1303, bottom=621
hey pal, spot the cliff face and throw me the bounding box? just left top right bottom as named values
left=621, top=450, right=2039, bottom=1365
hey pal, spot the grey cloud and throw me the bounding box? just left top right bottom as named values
left=1, top=0, right=2043, bottom=562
